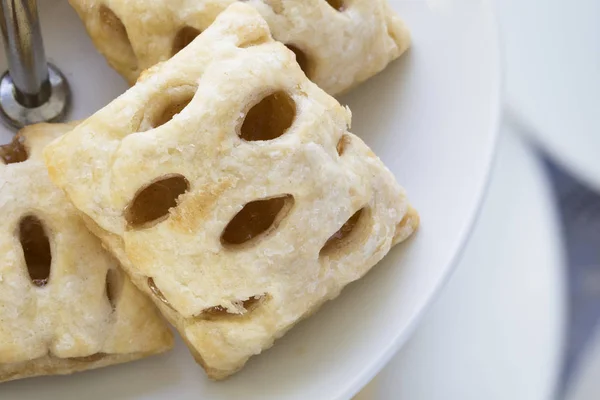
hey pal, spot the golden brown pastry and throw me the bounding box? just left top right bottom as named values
left=0, top=123, right=173, bottom=383
left=69, top=0, right=410, bottom=95
left=44, top=4, right=418, bottom=379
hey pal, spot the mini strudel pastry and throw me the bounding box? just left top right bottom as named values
left=45, top=4, right=418, bottom=379
left=69, top=0, right=410, bottom=95
left=0, top=123, right=173, bottom=383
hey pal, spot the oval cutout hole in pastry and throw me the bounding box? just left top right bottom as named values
left=240, top=91, right=296, bottom=141
left=151, top=94, right=194, bottom=129
left=172, top=26, right=201, bottom=55
left=238, top=36, right=268, bottom=48
left=69, top=353, right=106, bottom=363
left=238, top=30, right=270, bottom=48
left=221, top=195, right=294, bottom=246
left=0, top=135, right=28, bottom=165
left=125, top=174, right=189, bottom=229
left=105, top=268, right=123, bottom=310
left=138, top=86, right=197, bottom=131
left=336, top=134, right=351, bottom=156
left=286, top=45, right=311, bottom=78
left=147, top=277, right=173, bottom=309
left=320, top=208, right=366, bottom=258
left=326, top=0, right=346, bottom=11
left=19, top=215, right=52, bottom=287
left=98, top=5, right=137, bottom=69
left=202, top=295, right=267, bottom=320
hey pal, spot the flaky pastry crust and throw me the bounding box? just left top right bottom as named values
left=45, top=4, right=418, bottom=379
left=0, top=123, right=172, bottom=383
left=69, top=0, right=410, bottom=95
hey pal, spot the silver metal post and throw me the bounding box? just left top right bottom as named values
left=0, top=0, right=70, bottom=129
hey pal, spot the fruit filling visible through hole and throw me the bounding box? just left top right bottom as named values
left=336, top=134, right=351, bottom=156
left=125, top=175, right=189, bottom=229
left=151, top=96, right=194, bottom=128
left=69, top=353, right=106, bottom=363
left=98, top=5, right=137, bottom=69
left=105, top=268, right=122, bottom=310
left=286, top=45, right=311, bottom=78
left=19, top=215, right=52, bottom=287
left=221, top=195, right=294, bottom=246
left=147, top=277, right=173, bottom=309
left=172, top=26, right=201, bottom=55
left=320, top=208, right=365, bottom=257
left=0, top=135, right=28, bottom=164
left=202, top=295, right=267, bottom=319
left=326, top=0, right=346, bottom=12
left=240, top=92, right=296, bottom=141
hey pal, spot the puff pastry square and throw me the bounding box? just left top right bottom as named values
left=45, top=4, right=418, bottom=379
left=69, top=0, right=410, bottom=95
left=0, top=123, right=173, bottom=383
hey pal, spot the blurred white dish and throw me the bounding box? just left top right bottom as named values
left=356, top=128, right=565, bottom=399
left=497, top=0, right=600, bottom=191
left=566, top=325, right=600, bottom=400
left=0, top=0, right=500, bottom=399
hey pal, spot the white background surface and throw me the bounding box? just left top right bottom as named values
left=496, top=0, right=600, bottom=191
left=356, top=128, right=565, bottom=399
left=0, top=1, right=500, bottom=399
left=568, top=327, right=600, bottom=400
left=495, top=1, right=600, bottom=398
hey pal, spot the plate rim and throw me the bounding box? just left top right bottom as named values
left=367, top=128, right=566, bottom=400
left=337, top=2, right=504, bottom=399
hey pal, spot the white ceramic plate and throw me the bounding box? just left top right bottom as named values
left=497, top=0, right=600, bottom=191
left=567, top=327, right=600, bottom=400
left=0, top=1, right=500, bottom=399
left=356, top=127, right=565, bottom=399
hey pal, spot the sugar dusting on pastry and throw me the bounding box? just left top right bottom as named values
left=44, top=3, right=417, bottom=380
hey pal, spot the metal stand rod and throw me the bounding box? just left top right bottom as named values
left=0, top=0, right=49, bottom=107
left=0, top=0, right=69, bottom=129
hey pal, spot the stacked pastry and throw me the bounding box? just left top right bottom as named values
left=69, top=0, right=410, bottom=95
left=0, top=124, right=173, bottom=382
left=0, top=1, right=417, bottom=382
